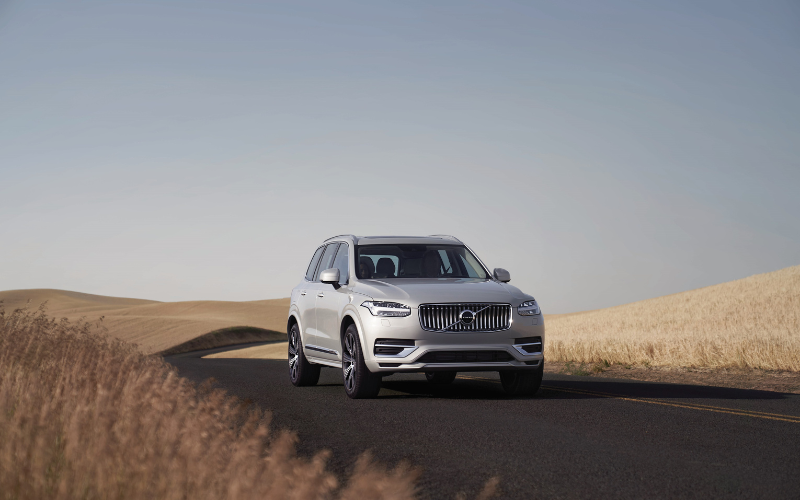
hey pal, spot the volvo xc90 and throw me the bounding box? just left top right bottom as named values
left=288, top=235, right=544, bottom=399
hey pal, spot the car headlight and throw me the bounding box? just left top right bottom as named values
left=518, top=300, right=540, bottom=316
left=361, top=301, right=411, bottom=317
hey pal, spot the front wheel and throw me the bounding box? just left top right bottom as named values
left=500, top=362, right=543, bottom=397
left=342, top=324, right=381, bottom=399
left=289, top=324, right=320, bottom=387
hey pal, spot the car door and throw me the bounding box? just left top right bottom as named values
left=304, top=243, right=339, bottom=356
left=298, top=246, right=325, bottom=344
left=314, top=242, right=351, bottom=359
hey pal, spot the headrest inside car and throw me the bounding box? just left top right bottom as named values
left=359, top=256, right=375, bottom=279
left=375, top=258, right=396, bottom=278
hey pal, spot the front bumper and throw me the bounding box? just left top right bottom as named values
left=359, top=308, right=545, bottom=373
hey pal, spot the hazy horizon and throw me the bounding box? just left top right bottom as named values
left=2, top=0, right=798, bottom=313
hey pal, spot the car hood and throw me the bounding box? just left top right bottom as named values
left=351, top=278, right=531, bottom=307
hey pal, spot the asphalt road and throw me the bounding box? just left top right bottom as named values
left=167, top=347, right=800, bottom=499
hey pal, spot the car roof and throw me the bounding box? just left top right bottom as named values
left=322, top=235, right=463, bottom=246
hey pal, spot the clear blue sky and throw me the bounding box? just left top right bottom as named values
left=1, top=0, right=798, bottom=313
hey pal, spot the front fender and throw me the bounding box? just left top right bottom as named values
left=288, top=305, right=303, bottom=337
left=344, top=305, right=387, bottom=372
left=341, top=304, right=367, bottom=353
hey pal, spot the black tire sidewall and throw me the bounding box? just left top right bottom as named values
left=343, top=324, right=381, bottom=399
left=289, top=324, right=302, bottom=385
left=289, top=324, right=320, bottom=387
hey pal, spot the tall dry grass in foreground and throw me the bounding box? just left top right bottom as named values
left=545, top=265, right=800, bottom=371
left=0, top=305, right=441, bottom=500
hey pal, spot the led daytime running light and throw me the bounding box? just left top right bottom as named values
left=361, top=301, right=411, bottom=317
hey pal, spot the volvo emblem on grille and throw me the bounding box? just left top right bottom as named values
left=459, top=309, right=475, bottom=325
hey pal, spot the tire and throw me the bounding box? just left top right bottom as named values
left=288, top=323, right=320, bottom=387
left=500, top=361, right=543, bottom=397
left=425, top=371, right=457, bottom=385
left=342, top=324, right=381, bottom=399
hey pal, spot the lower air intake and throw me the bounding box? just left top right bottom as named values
left=374, top=339, right=416, bottom=356
left=417, top=350, right=514, bottom=363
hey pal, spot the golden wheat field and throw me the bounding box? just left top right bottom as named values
left=544, top=265, right=800, bottom=371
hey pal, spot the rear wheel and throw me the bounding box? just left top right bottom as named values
left=342, top=324, right=381, bottom=399
left=500, top=362, right=543, bottom=397
left=288, top=324, right=320, bottom=386
left=425, top=371, right=457, bottom=385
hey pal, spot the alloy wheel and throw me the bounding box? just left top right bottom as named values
left=343, top=330, right=357, bottom=392
left=288, top=327, right=299, bottom=382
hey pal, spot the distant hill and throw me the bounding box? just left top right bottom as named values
left=545, top=265, right=800, bottom=371
left=0, top=289, right=289, bottom=354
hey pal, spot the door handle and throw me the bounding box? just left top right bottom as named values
left=317, top=292, right=325, bottom=297
left=300, top=291, right=306, bottom=296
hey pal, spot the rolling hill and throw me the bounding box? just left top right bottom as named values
left=0, top=289, right=289, bottom=354
left=545, top=265, right=800, bottom=371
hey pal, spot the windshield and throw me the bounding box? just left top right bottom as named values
left=356, top=245, right=489, bottom=279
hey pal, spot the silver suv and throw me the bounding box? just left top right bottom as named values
left=287, top=235, right=544, bottom=399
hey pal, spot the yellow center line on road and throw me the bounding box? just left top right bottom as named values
left=455, top=375, right=800, bottom=424
left=541, top=386, right=800, bottom=424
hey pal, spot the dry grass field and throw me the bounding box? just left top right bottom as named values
left=0, top=304, right=433, bottom=500
left=545, top=265, right=800, bottom=372
left=0, top=289, right=289, bottom=354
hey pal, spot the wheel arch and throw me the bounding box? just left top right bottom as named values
left=339, top=310, right=366, bottom=353
left=340, top=313, right=357, bottom=349
left=287, top=312, right=302, bottom=339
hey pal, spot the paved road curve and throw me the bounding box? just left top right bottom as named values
left=168, top=348, right=800, bottom=499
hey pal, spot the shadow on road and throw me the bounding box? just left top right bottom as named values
left=173, top=354, right=793, bottom=402
left=379, top=378, right=509, bottom=400
left=380, top=375, right=791, bottom=401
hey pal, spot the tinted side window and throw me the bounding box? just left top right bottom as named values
left=305, top=247, right=325, bottom=281
left=332, top=243, right=349, bottom=285
left=315, top=244, right=340, bottom=281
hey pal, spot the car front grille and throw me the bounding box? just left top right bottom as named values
left=417, top=350, right=514, bottom=363
left=418, top=303, right=511, bottom=332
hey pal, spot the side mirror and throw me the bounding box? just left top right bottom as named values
left=493, top=268, right=511, bottom=283
left=319, top=268, right=340, bottom=284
